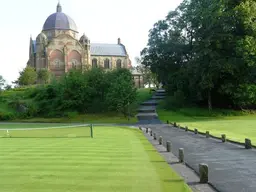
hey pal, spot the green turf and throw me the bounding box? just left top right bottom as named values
left=12, top=113, right=137, bottom=124
left=0, top=126, right=92, bottom=138
left=158, top=108, right=256, bottom=144
left=0, top=126, right=191, bottom=192
left=0, top=123, right=70, bottom=129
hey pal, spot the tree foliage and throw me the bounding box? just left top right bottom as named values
left=141, top=0, right=256, bottom=110
left=31, top=68, right=137, bottom=117
left=0, top=75, right=5, bottom=91
left=17, top=66, right=37, bottom=86
left=37, top=69, right=51, bottom=84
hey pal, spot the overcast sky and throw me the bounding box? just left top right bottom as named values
left=0, top=0, right=182, bottom=84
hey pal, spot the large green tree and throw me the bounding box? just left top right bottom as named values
left=17, top=66, right=37, bottom=86
left=141, top=0, right=256, bottom=110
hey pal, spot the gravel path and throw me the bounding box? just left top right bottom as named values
left=147, top=124, right=256, bottom=192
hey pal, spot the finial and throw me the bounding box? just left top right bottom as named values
left=57, top=1, right=62, bottom=12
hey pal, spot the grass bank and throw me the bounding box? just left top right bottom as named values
left=0, top=125, right=191, bottom=192
left=1, top=88, right=153, bottom=124
left=157, top=102, right=256, bottom=144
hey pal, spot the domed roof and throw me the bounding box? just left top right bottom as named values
left=79, top=33, right=89, bottom=44
left=36, top=32, right=48, bottom=44
left=42, top=3, right=78, bottom=32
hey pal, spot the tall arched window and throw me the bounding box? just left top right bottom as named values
left=92, top=58, right=98, bottom=68
left=104, top=59, right=110, bottom=69
left=116, top=59, right=122, bottom=68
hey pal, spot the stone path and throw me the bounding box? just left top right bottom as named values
left=136, top=89, right=165, bottom=124
left=146, top=124, right=256, bottom=192
left=137, top=89, right=256, bottom=192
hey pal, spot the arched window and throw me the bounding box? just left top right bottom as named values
left=71, top=59, right=77, bottom=69
left=116, top=59, right=122, bottom=68
left=92, top=58, right=98, bottom=68
left=104, top=59, right=110, bottom=69
left=54, top=59, right=61, bottom=68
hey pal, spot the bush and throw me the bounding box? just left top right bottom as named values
left=64, top=111, right=79, bottom=119
left=29, top=68, right=137, bottom=117
left=165, top=90, right=186, bottom=110
left=0, top=112, right=15, bottom=120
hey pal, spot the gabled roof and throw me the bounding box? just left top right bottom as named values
left=90, top=43, right=127, bottom=57
left=32, top=41, right=127, bottom=57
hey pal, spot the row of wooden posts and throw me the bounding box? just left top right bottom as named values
left=166, top=121, right=253, bottom=149
left=139, top=127, right=208, bottom=184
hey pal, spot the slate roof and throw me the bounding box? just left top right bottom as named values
left=43, top=12, right=78, bottom=32
left=90, top=43, right=127, bottom=56
left=31, top=41, right=127, bottom=57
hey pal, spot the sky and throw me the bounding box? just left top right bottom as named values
left=0, top=0, right=182, bottom=84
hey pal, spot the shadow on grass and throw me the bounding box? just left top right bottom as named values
left=163, top=179, right=185, bottom=183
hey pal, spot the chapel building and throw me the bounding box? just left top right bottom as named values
left=27, top=3, right=135, bottom=80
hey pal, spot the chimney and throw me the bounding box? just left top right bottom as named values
left=118, top=38, right=121, bottom=44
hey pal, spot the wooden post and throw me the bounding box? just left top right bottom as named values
left=166, top=141, right=171, bottom=152
left=199, top=163, right=208, bottom=183
left=179, top=148, right=184, bottom=163
left=150, top=130, right=153, bottom=136
left=206, top=131, right=210, bottom=138
left=194, top=129, right=198, bottom=134
left=159, top=136, right=163, bottom=145
left=153, top=133, right=157, bottom=140
left=185, top=126, right=188, bottom=132
left=146, top=128, right=148, bottom=133
left=174, top=122, right=177, bottom=127
left=167, top=120, right=169, bottom=124
left=221, top=134, right=226, bottom=142
left=245, top=138, right=252, bottom=149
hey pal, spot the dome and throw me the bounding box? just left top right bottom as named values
left=79, top=33, right=89, bottom=44
left=42, top=3, right=78, bottom=32
left=36, top=32, right=48, bottom=44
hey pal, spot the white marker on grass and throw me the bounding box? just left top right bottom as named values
left=6, top=130, right=10, bottom=137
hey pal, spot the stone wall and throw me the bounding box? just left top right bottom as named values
left=90, top=56, right=129, bottom=69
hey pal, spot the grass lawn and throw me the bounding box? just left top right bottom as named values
left=158, top=106, right=256, bottom=144
left=12, top=113, right=137, bottom=124
left=0, top=125, right=191, bottom=192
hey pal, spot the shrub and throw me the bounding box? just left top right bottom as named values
left=0, top=112, right=15, bottom=120
left=165, top=90, right=186, bottom=110
left=64, top=111, right=79, bottom=119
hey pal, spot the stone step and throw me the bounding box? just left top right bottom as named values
left=136, top=112, right=158, bottom=117
left=151, top=95, right=165, bottom=100
left=137, top=106, right=156, bottom=113
left=141, top=100, right=158, bottom=106
left=155, top=92, right=166, bottom=96
left=156, top=89, right=166, bottom=93
left=137, top=109, right=156, bottom=113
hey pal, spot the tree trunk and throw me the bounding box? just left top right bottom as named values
left=208, top=89, right=212, bottom=111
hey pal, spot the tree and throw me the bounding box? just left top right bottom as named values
left=17, top=66, right=37, bottom=86
left=135, top=56, right=158, bottom=88
left=4, top=84, right=12, bottom=90
left=0, top=75, right=5, bottom=90
left=37, top=69, right=51, bottom=84
left=105, top=68, right=137, bottom=117
left=140, top=0, right=256, bottom=110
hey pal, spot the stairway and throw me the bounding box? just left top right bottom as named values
left=136, top=89, right=166, bottom=125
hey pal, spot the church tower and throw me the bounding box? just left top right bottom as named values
left=35, top=32, right=48, bottom=70
left=79, top=33, right=91, bottom=69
